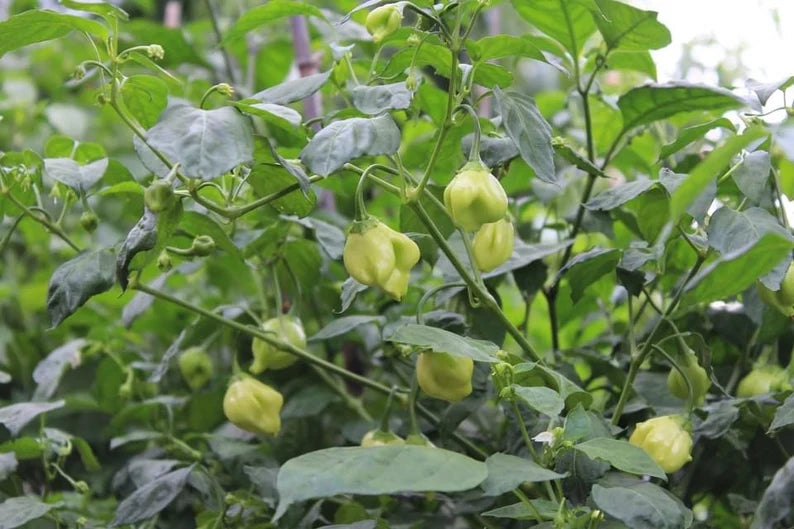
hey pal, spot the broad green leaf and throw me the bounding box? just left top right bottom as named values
left=352, top=82, right=414, bottom=115
left=481, top=453, right=566, bottom=496
left=513, top=385, right=565, bottom=417
left=746, top=76, right=794, bottom=106
left=274, top=446, right=487, bottom=520
left=0, top=497, right=63, bottom=529
left=669, top=127, right=766, bottom=223
left=234, top=102, right=304, bottom=136
left=659, top=118, right=735, bottom=160
left=552, top=139, right=607, bottom=178
left=607, top=50, right=657, bottom=79
left=286, top=216, right=345, bottom=258
left=556, top=247, right=621, bottom=302
left=751, top=457, right=794, bottom=529
left=618, top=83, right=746, bottom=134
left=732, top=151, right=771, bottom=205
left=514, top=363, right=593, bottom=410
left=0, top=401, right=65, bottom=437
left=223, top=0, right=326, bottom=44
left=300, top=114, right=401, bottom=176
left=248, top=164, right=316, bottom=217
left=44, top=157, right=108, bottom=194
left=590, top=0, right=670, bottom=51
left=482, top=498, right=559, bottom=520
left=511, top=0, right=596, bottom=58
left=388, top=324, right=499, bottom=362
left=0, top=453, right=17, bottom=481
left=769, top=394, right=794, bottom=432
left=591, top=483, right=690, bottom=529
left=47, top=248, right=116, bottom=327
left=0, top=9, right=108, bottom=58
left=140, top=103, right=254, bottom=181
left=309, top=316, right=384, bottom=341
left=585, top=179, right=655, bottom=211
left=574, top=438, right=666, bottom=480
left=463, top=134, right=519, bottom=168
left=706, top=207, right=789, bottom=255
left=111, top=465, right=194, bottom=526
left=251, top=71, right=332, bottom=105
left=468, top=35, right=565, bottom=74
left=32, top=339, right=84, bottom=401
left=683, top=232, right=794, bottom=305
left=61, top=0, right=129, bottom=20
left=116, top=204, right=183, bottom=289
left=493, top=87, right=556, bottom=184
left=121, top=75, right=168, bottom=129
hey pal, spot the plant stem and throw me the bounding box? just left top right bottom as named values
left=3, top=192, right=81, bottom=252
left=611, top=256, right=705, bottom=425
left=203, top=0, right=237, bottom=86
left=512, top=401, right=559, bottom=502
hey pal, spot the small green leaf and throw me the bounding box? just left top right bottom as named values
left=44, top=158, right=108, bottom=194
left=0, top=496, right=63, bottom=529
left=223, top=0, right=326, bottom=44
left=513, top=385, right=565, bottom=417
left=251, top=70, right=332, bottom=105
left=511, top=0, right=596, bottom=58
left=481, top=453, right=567, bottom=496
left=0, top=9, right=108, bottom=58
left=591, top=483, right=690, bottom=529
left=48, top=249, right=116, bottom=327
left=121, top=75, right=168, bottom=129
left=590, top=0, right=671, bottom=51
left=574, top=438, right=666, bottom=480
left=389, top=324, right=500, bottom=362
left=111, top=465, right=194, bottom=526
left=309, top=316, right=384, bottom=341
left=352, top=82, right=414, bottom=115
left=0, top=401, right=65, bottom=437
left=556, top=247, right=621, bottom=302
left=769, top=394, right=794, bottom=432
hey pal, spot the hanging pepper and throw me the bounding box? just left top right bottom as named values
left=443, top=160, right=508, bottom=232
left=251, top=316, right=306, bottom=373
left=416, top=351, right=474, bottom=403
left=472, top=217, right=514, bottom=272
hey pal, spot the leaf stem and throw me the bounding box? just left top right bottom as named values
left=3, top=192, right=81, bottom=252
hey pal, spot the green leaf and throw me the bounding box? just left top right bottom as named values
left=352, top=82, right=414, bottom=115
left=669, top=127, right=766, bottom=223
left=514, top=363, right=593, bottom=410
left=0, top=452, right=17, bottom=481
left=111, top=465, right=194, bottom=526
left=180, top=211, right=243, bottom=262
left=683, top=232, right=794, bottom=306
left=513, top=385, right=565, bottom=417
left=464, top=134, right=519, bottom=168
left=0, top=401, right=65, bottom=437
left=591, top=483, right=690, bottom=529
left=251, top=70, right=332, bottom=105
left=493, top=87, right=556, bottom=184
left=606, top=50, right=657, bottom=79
left=468, top=35, right=564, bottom=73
left=751, top=456, right=794, bottom=529
left=481, top=453, right=567, bottom=496
left=585, top=179, right=655, bottom=211
left=0, top=497, right=63, bottom=529
left=248, top=164, right=316, bottom=217
left=44, top=157, right=108, bottom=194
left=482, top=499, right=559, bottom=520
left=746, top=76, right=794, bottom=106
left=769, top=393, right=794, bottom=432
left=223, top=0, right=326, bottom=44
left=300, top=115, right=401, bottom=176
left=274, top=446, right=487, bottom=520
left=574, top=438, right=666, bottom=480
left=32, top=339, right=84, bottom=401
left=732, top=151, right=771, bottom=205
left=618, top=82, right=746, bottom=134
left=116, top=204, right=183, bottom=290
left=0, top=9, right=108, bottom=58
left=590, top=0, right=671, bottom=51
left=121, top=75, right=168, bottom=129
left=309, top=316, right=384, bottom=341
left=139, top=103, right=254, bottom=180
left=511, top=0, right=596, bottom=58
left=706, top=207, right=790, bottom=256
left=659, top=118, right=735, bottom=160
left=48, top=248, right=116, bottom=327
left=60, top=0, right=129, bottom=21
left=389, top=324, right=500, bottom=363
left=234, top=102, right=304, bottom=137
left=556, top=247, right=621, bottom=302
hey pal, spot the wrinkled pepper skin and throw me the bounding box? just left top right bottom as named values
left=365, top=4, right=402, bottom=43
left=223, top=377, right=283, bottom=436
left=757, top=263, right=794, bottom=317
left=473, top=217, right=514, bottom=272
left=360, top=429, right=405, bottom=447
left=178, top=347, right=214, bottom=391
left=144, top=179, right=176, bottom=213
left=666, top=350, right=710, bottom=405
left=629, top=415, right=692, bottom=473
left=737, top=366, right=790, bottom=397
left=250, top=316, right=306, bottom=373
left=416, top=351, right=474, bottom=403
left=343, top=219, right=421, bottom=300
left=443, top=161, right=508, bottom=232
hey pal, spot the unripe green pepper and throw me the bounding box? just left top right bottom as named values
left=80, top=211, right=98, bottom=233
left=343, top=218, right=420, bottom=301
left=190, top=235, right=215, bottom=256
left=365, top=4, right=402, bottom=43
left=178, top=347, right=214, bottom=391
left=144, top=179, right=176, bottom=213
left=666, top=350, right=710, bottom=405
left=737, top=365, right=790, bottom=397
left=416, top=351, right=474, bottom=403
left=250, top=316, right=306, bottom=373
left=223, top=376, right=283, bottom=436
left=472, top=217, right=514, bottom=272
left=360, top=429, right=405, bottom=447
left=443, top=160, right=508, bottom=231
left=629, top=415, right=692, bottom=473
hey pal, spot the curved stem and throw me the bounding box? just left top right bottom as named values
left=354, top=165, right=380, bottom=220
left=513, top=401, right=559, bottom=502
left=416, top=282, right=466, bottom=324
left=455, top=103, right=482, bottom=162
left=0, top=214, right=24, bottom=255
left=611, top=255, right=705, bottom=426
left=653, top=344, right=695, bottom=416
left=3, top=192, right=81, bottom=252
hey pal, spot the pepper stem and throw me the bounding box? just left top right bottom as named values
left=455, top=103, right=483, bottom=164
left=354, top=164, right=379, bottom=221
left=379, top=386, right=399, bottom=432
left=416, top=281, right=466, bottom=324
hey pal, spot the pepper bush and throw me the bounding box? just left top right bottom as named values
left=1, top=0, right=794, bottom=528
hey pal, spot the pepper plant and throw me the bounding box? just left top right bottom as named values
left=1, top=0, right=794, bottom=528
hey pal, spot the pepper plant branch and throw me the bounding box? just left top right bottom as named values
left=203, top=0, right=237, bottom=86
left=610, top=255, right=705, bottom=425
left=2, top=192, right=81, bottom=252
